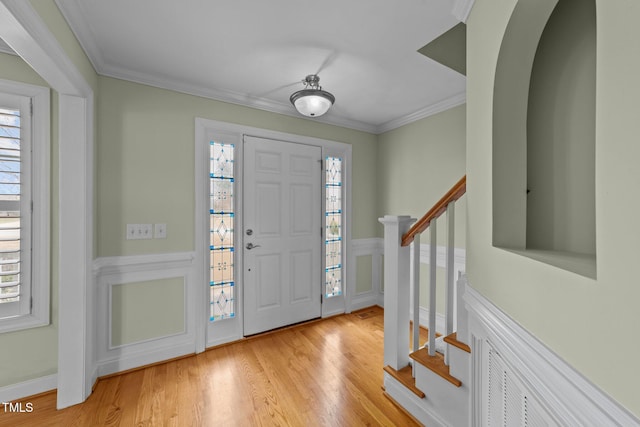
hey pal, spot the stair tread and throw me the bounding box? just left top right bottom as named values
left=443, top=332, right=471, bottom=353
left=383, top=365, right=426, bottom=398
left=410, top=348, right=462, bottom=387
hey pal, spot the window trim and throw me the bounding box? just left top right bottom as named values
left=0, top=78, right=50, bottom=333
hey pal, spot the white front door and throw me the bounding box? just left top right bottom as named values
left=243, top=136, right=322, bottom=335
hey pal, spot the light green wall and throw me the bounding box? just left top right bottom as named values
left=467, top=0, right=640, bottom=416
left=356, top=255, right=373, bottom=294
left=97, top=77, right=378, bottom=257
left=377, top=104, right=466, bottom=247
left=111, top=278, right=185, bottom=347
left=526, top=0, right=596, bottom=255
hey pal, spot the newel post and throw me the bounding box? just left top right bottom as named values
left=379, top=215, right=416, bottom=370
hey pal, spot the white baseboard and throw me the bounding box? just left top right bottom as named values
left=0, top=374, right=57, bottom=402
left=350, top=291, right=381, bottom=312
left=97, top=339, right=195, bottom=377
left=465, top=284, right=640, bottom=427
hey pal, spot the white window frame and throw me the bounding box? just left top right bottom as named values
left=0, top=78, right=50, bottom=333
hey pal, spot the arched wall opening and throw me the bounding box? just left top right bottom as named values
left=492, top=0, right=597, bottom=278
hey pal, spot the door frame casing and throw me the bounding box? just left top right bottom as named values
left=195, top=118, right=352, bottom=351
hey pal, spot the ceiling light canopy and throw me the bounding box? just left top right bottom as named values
left=290, top=74, right=335, bottom=118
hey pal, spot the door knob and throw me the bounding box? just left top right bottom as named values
left=246, top=243, right=261, bottom=250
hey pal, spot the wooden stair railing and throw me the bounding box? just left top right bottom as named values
left=401, top=175, right=466, bottom=247
left=379, top=175, right=467, bottom=385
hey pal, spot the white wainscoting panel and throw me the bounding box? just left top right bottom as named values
left=350, top=238, right=384, bottom=311
left=465, top=284, right=640, bottom=427
left=94, top=252, right=197, bottom=377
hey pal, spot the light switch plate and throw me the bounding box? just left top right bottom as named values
left=126, top=224, right=153, bottom=240
left=154, top=223, right=167, bottom=239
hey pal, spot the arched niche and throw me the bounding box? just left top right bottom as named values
left=492, top=0, right=597, bottom=278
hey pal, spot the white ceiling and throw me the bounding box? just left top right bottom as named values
left=53, top=0, right=466, bottom=134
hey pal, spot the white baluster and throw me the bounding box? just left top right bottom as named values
left=379, top=215, right=416, bottom=370
left=412, top=234, right=421, bottom=355
left=445, top=202, right=455, bottom=365
left=428, top=219, right=437, bottom=357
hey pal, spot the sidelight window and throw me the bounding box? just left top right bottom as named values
left=209, top=141, right=235, bottom=321
left=325, top=156, right=342, bottom=298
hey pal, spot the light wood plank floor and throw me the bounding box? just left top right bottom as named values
left=0, top=307, right=422, bottom=427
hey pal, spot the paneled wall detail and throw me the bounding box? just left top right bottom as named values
left=93, top=252, right=197, bottom=377
left=465, top=285, right=640, bottom=426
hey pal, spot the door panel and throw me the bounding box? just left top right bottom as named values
left=290, top=250, right=313, bottom=302
left=255, top=253, right=281, bottom=310
left=243, top=136, right=321, bottom=335
left=291, top=184, right=314, bottom=235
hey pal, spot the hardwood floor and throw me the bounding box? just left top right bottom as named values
left=0, top=307, right=421, bottom=427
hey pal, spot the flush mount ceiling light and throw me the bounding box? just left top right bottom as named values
left=290, top=74, right=335, bottom=117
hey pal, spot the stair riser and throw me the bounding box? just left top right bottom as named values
left=384, top=373, right=450, bottom=427
left=414, top=364, right=470, bottom=427
left=448, top=345, right=470, bottom=382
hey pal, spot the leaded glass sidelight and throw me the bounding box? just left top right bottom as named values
left=325, top=156, right=342, bottom=297
left=209, top=141, right=235, bottom=321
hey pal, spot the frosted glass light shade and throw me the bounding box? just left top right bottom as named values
left=290, top=89, right=335, bottom=117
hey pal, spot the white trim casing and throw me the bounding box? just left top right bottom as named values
left=465, top=284, right=640, bottom=427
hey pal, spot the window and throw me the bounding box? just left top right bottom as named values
left=0, top=79, right=50, bottom=333
left=325, top=156, right=342, bottom=298
left=209, top=141, right=235, bottom=321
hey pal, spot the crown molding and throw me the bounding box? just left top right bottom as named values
left=452, top=0, right=476, bottom=23
left=376, top=91, right=466, bottom=134
left=54, top=0, right=465, bottom=135
left=54, top=0, right=105, bottom=73
left=98, top=60, right=380, bottom=133
left=0, top=38, right=17, bottom=55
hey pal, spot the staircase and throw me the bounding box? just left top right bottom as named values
left=379, top=176, right=470, bottom=427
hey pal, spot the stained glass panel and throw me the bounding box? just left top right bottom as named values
left=325, top=156, right=342, bottom=297
left=209, top=141, right=235, bottom=321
